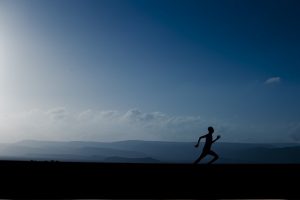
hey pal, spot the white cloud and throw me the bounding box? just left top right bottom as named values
left=288, top=122, right=300, bottom=141
left=46, top=107, right=68, bottom=120
left=264, top=77, right=281, bottom=84
left=0, top=108, right=231, bottom=143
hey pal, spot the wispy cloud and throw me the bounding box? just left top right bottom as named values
left=264, top=77, right=281, bottom=85
left=288, top=122, right=300, bottom=141
left=0, top=108, right=229, bottom=142
left=46, top=107, right=68, bottom=120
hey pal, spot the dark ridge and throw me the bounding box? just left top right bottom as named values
left=0, top=160, right=298, bottom=199
left=2, top=140, right=300, bottom=163
left=104, top=156, right=161, bottom=163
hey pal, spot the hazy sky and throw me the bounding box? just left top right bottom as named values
left=0, top=0, right=300, bottom=143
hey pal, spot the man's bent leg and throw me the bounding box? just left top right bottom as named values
left=207, top=150, right=219, bottom=164
left=194, top=151, right=208, bottom=164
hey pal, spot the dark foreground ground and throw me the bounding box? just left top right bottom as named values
left=0, top=160, right=299, bottom=199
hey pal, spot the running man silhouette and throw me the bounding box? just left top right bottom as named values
left=194, top=126, right=221, bottom=164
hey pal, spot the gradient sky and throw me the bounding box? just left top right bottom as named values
left=0, top=0, right=300, bottom=143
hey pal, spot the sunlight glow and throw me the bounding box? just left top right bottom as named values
left=0, top=4, right=24, bottom=112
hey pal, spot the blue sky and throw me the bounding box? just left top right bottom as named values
left=0, top=0, right=299, bottom=143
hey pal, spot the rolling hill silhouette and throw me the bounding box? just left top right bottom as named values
left=0, top=141, right=299, bottom=198
left=0, top=140, right=299, bottom=163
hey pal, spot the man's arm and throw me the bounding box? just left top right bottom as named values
left=195, top=134, right=208, bottom=147
left=212, top=135, right=221, bottom=143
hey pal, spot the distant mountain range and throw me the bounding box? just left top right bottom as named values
left=0, top=140, right=300, bottom=163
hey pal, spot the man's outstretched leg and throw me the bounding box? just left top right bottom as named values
left=194, top=151, right=207, bottom=164
left=207, top=150, right=219, bottom=164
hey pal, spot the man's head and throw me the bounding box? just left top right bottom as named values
left=208, top=126, right=214, bottom=133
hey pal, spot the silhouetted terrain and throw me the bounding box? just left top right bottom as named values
left=0, top=140, right=300, bottom=163
left=0, top=141, right=299, bottom=198
left=0, top=160, right=299, bottom=198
